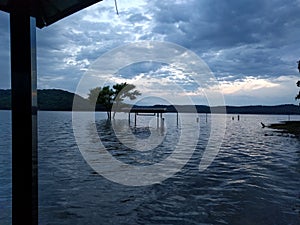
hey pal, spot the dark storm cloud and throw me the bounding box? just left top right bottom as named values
left=147, top=0, right=300, bottom=78
left=150, top=0, right=300, bottom=48
left=1, top=0, right=299, bottom=105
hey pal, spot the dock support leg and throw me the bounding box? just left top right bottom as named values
left=10, top=14, right=38, bottom=225
left=134, top=112, right=137, bottom=127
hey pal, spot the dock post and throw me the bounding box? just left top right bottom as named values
left=10, top=14, right=38, bottom=225
left=162, top=117, right=165, bottom=127
left=134, top=112, right=137, bottom=127
left=160, top=118, right=165, bottom=133
left=128, top=112, right=130, bottom=124
left=177, top=112, right=179, bottom=126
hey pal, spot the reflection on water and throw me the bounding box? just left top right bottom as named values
left=96, top=119, right=176, bottom=166
left=0, top=111, right=300, bottom=224
left=72, top=112, right=200, bottom=186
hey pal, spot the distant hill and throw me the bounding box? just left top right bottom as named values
left=0, top=89, right=91, bottom=111
left=135, top=104, right=300, bottom=115
left=0, top=89, right=300, bottom=114
left=224, top=105, right=300, bottom=115
left=37, top=89, right=92, bottom=111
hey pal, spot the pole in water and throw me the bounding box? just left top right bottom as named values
left=161, top=117, right=164, bottom=128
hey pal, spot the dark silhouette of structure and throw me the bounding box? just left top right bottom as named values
left=0, top=1, right=103, bottom=225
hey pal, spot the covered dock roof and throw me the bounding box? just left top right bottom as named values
left=0, top=0, right=102, bottom=28
left=126, top=107, right=168, bottom=113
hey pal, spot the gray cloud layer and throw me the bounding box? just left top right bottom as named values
left=0, top=0, right=299, bottom=104
left=148, top=0, right=300, bottom=77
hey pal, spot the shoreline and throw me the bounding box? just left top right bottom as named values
left=268, top=121, right=300, bottom=137
left=1, top=108, right=300, bottom=116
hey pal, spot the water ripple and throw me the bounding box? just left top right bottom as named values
left=1, top=112, right=300, bottom=224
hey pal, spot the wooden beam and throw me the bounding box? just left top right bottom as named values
left=10, top=13, right=38, bottom=225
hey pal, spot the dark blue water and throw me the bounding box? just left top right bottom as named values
left=1, top=111, right=300, bottom=224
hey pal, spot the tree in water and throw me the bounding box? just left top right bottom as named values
left=88, top=86, right=114, bottom=119
left=88, top=83, right=141, bottom=119
left=112, top=83, right=141, bottom=119
left=296, top=60, right=300, bottom=101
left=296, top=80, right=300, bottom=101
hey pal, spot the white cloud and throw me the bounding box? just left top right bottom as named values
left=218, top=75, right=299, bottom=105
left=218, top=77, right=279, bottom=95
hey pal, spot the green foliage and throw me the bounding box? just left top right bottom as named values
left=112, top=83, right=141, bottom=118
left=295, top=61, right=300, bottom=101
left=113, top=83, right=141, bottom=102
left=296, top=80, right=300, bottom=100
left=88, top=82, right=141, bottom=119
left=88, top=86, right=114, bottom=110
left=296, top=90, right=300, bottom=100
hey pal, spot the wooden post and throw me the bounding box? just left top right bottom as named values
left=10, top=14, right=38, bottom=225
left=161, top=117, right=164, bottom=128
left=134, top=112, right=137, bottom=127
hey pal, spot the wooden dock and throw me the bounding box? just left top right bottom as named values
left=122, top=107, right=178, bottom=127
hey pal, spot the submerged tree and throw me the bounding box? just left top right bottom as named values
left=112, top=83, right=141, bottom=119
left=296, top=80, right=300, bottom=101
left=296, top=61, right=300, bottom=101
left=88, top=86, right=114, bottom=119
left=88, top=83, right=141, bottom=119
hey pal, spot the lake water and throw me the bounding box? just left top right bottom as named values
left=1, top=111, right=300, bottom=225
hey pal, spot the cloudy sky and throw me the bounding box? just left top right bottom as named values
left=0, top=0, right=300, bottom=106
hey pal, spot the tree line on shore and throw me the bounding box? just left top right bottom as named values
left=0, top=88, right=300, bottom=115
left=1, top=59, right=300, bottom=116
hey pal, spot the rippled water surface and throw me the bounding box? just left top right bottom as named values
left=1, top=111, right=300, bottom=224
